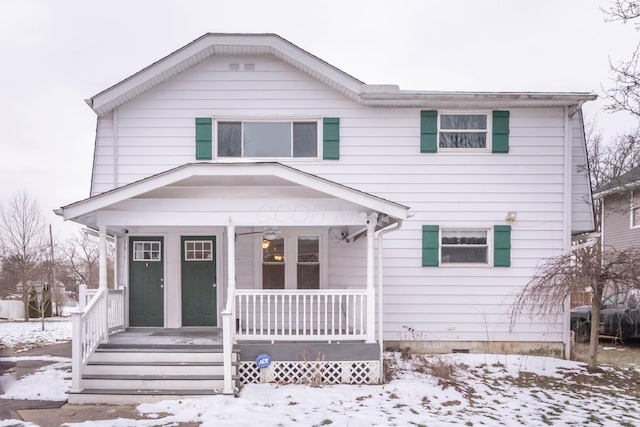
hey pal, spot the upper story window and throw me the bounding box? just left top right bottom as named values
left=439, top=113, right=489, bottom=149
left=218, top=121, right=318, bottom=158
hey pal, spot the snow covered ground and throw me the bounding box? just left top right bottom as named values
left=1, top=321, right=639, bottom=426
left=0, top=318, right=71, bottom=351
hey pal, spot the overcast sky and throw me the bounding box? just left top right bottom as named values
left=0, top=0, right=637, bottom=238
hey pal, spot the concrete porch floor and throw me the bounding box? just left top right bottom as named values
left=106, top=327, right=223, bottom=347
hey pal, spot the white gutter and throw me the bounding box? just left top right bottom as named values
left=375, top=220, right=402, bottom=383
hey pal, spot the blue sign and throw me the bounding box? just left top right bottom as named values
left=256, top=353, right=271, bottom=369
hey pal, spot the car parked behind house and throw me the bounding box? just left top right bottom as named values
left=571, top=289, right=640, bottom=342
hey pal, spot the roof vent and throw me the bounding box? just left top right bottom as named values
left=229, top=63, right=240, bottom=71
left=244, top=63, right=256, bottom=71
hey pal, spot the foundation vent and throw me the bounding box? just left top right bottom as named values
left=228, top=63, right=240, bottom=71
left=243, top=63, right=256, bottom=71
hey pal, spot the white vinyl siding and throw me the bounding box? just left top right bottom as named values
left=93, top=54, right=576, bottom=344
left=570, top=111, right=595, bottom=234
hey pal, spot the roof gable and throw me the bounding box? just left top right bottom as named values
left=87, top=33, right=597, bottom=116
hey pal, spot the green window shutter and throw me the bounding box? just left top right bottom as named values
left=195, top=117, right=212, bottom=160
left=420, top=110, right=438, bottom=153
left=323, top=118, right=340, bottom=160
left=492, top=110, right=510, bottom=153
left=422, top=225, right=439, bottom=267
left=494, top=225, right=511, bottom=267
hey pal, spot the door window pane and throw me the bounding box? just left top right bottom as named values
left=185, top=240, right=213, bottom=261
left=133, top=241, right=161, bottom=261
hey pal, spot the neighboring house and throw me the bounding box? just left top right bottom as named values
left=593, top=165, right=640, bottom=251
left=57, top=33, right=595, bottom=403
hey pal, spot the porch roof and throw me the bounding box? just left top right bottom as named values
left=57, top=162, right=413, bottom=227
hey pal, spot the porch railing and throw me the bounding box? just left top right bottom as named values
left=235, top=289, right=368, bottom=341
left=71, top=286, right=108, bottom=391
left=107, top=288, right=126, bottom=332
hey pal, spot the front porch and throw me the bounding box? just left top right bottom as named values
left=61, top=163, right=412, bottom=402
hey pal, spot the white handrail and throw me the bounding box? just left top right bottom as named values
left=70, top=287, right=107, bottom=392
left=235, top=289, right=368, bottom=341
left=107, top=289, right=126, bottom=332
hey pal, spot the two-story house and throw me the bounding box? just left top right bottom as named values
left=594, top=165, right=640, bottom=251
left=57, top=33, right=595, bottom=404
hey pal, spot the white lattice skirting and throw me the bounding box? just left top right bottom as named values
left=238, top=361, right=380, bottom=385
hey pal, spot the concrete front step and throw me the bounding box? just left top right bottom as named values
left=80, top=374, right=228, bottom=390
left=67, top=388, right=233, bottom=405
left=89, top=350, right=237, bottom=364
left=83, top=361, right=235, bottom=376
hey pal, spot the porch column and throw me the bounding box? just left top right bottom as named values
left=222, top=219, right=236, bottom=395
left=99, top=225, right=109, bottom=342
left=365, top=213, right=377, bottom=343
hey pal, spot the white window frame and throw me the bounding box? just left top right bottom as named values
left=184, top=239, right=213, bottom=261
left=132, top=241, right=162, bottom=262
left=255, top=228, right=328, bottom=289
left=214, top=118, right=321, bottom=160
left=439, top=227, right=492, bottom=267
left=631, top=191, right=640, bottom=229
left=438, top=111, right=492, bottom=152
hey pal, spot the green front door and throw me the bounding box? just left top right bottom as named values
left=129, top=237, right=164, bottom=327
left=181, top=236, right=217, bottom=326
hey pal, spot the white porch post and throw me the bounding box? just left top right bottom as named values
left=99, top=225, right=109, bottom=343
left=365, top=213, right=377, bottom=343
left=222, top=219, right=236, bottom=395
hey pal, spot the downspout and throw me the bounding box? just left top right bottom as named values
left=563, top=105, right=574, bottom=359
left=375, top=219, right=402, bottom=382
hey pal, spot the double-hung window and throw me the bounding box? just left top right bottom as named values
left=441, top=229, right=489, bottom=264
left=218, top=121, right=318, bottom=158
left=260, top=232, right=323, bottom=289
left=439, top=113, right=489, bottom=150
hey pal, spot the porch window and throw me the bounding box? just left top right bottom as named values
left=263, top=238, right=285, bottom=289
left=297, top=236, right=319, bottom=289
left=258, top=231, right=325, bottom=289
left=133, top=241, right=161, bottom=261
left=441, top=229, right=488, bottom=264
left=218, top=121, right=318, bottom=158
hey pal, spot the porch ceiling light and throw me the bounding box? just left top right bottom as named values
left=263, top=228, right=279, bottom=241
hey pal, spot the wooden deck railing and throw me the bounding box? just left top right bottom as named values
left=235, top=289, right=368, bottom=341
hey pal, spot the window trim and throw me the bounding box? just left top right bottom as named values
left=255, top=228, right=328, bottom=289
left=439, top=227, right=493, bottom=267
left=132, top=241, right=162, bottom=262
left=184, top=239, right=213, bottom=261
left=214, top=118, right=322, bottom=160
left=631, top=191, right=640, bottom=229
left=437, top=110, right=493, bottom=152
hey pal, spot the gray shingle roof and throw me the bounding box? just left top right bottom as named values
left=593, top=165, right=640, bottom=197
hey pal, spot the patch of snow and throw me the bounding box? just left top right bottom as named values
left=61, top=353, right=640, bottom=427
left=1, top=358, right=71, bottom=401
left=0, top=318, right=71, bottom=351
left=0, top=420, right=41, bottom=427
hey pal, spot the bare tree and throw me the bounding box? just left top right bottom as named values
left=63, top=231, right=99, bottom=292
left=0, top=192, right=47, bottom=321
left=511, top=244, right=640, bottom=369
